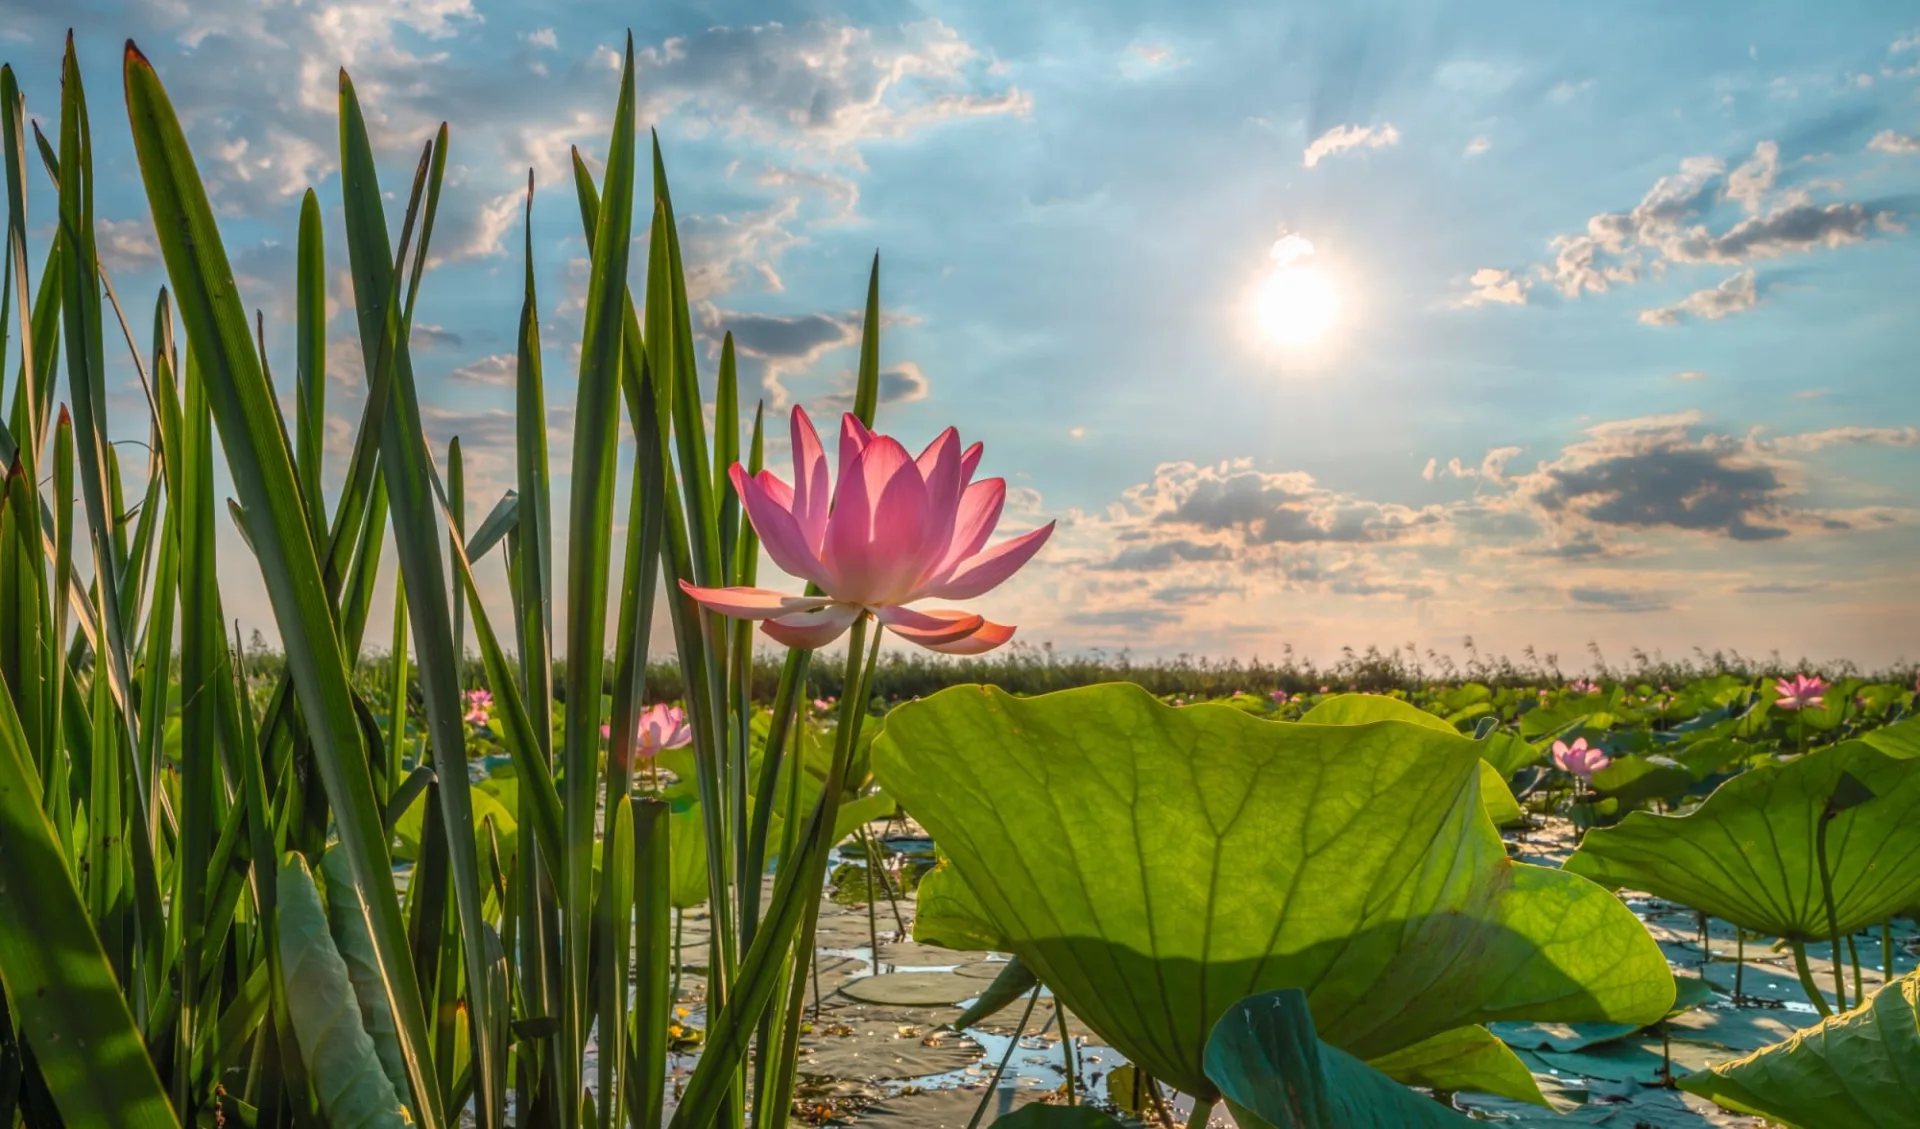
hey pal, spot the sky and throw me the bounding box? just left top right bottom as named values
left=4, top=0, right=1919, bottom=670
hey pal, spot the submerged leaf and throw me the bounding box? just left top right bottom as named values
left=872, top=683, right=1671, bottom=1097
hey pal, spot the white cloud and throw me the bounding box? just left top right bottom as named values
left=1638, top=269, right=1760, bottom=326
left=1868, top=129, right=1919, bottom=155
left=1457, top=267, right=1527, bottom=307
left=1672, top=370, right=1709, bottom=381
left=1464, top=135, right=1492, bottom=157
left=1536, top=141, right=1897, bottom=313
left=448, top=353, right=517, bottom=385
left=523, top=27, right=557, bottom=50
left=635, top=20, right=1031, bottom=158
left=1302, top=123, right=1400, bottom=168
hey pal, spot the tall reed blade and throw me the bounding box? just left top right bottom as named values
left=335, top=75, right=503, bottom=1129
left=123, top=42, right=449, bottom=1129
left=561, top=35, right=638, bottom=1124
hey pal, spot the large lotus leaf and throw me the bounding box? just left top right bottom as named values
left=1205, top=988, right=1476, bottom=1128
left=1863, top=715, right=1920, bottom=760
left=1299, top=694, right=1522, bottom=824
left=871, top=684, right=1672, bottom=1098
left=1366, top=1026, right=1549, bottom=1106
left=1565, top=738, right=1920, bottom=938
left=911, top=855, right=1011, bottom=952
left=1680, top=969, right=1920, bottom=1128
left=277, top=854, right=415, bottom=1129
left=392, top=780, right=517, bottom=864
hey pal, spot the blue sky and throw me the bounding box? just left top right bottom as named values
left=6, top=0, right=1919, bottom=668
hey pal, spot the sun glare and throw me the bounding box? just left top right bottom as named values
left=1253, top=264, right=1340, bottom=346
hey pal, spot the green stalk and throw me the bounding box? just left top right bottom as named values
left=668, top=618, right=878, bottom=1129
left=1789, top=939, right=1833, bottom=1019
left=760, top=629, right=883, bottom=1129
left=965, top=986, right=1042, bottom=1129
left=1815, top=810, right=1845, bottom=1012
left=628, top=798, right=672, bottom=1129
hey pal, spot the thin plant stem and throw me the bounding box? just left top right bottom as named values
left=672, top=910, right=683, bottom=1004
left=1884, top=920, right=1896, bottom=985
left=864, top=832, right=879, bottom=968
left=1790, top=939, right=1834, bottom=1019
left=1849, top=934, right=1863, bottom=1004
left=860, top=827, right=908, bottom=937
left=1057, top=1003, right=1077, bottom=1105
left=1735, top=930, right=1745, bottom=1001
left=966, top=985, right=1042, bottom=1129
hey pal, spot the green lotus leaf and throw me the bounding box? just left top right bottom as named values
left=1299, top=694, right=1522, bottom=824
left=1366, top=1025, right=1549, bottom=1106
left=1590, top=754, right=1693, bottom=806
left=1564, top=739, right=1920, bottom=938
left=1205, top=988, right=1476, bottom=1128
left=1478, top=732, right=1543, bottom=779
left=1862, top=715, right=1920, bottom=760
left=872, top=683, right=1672, bottom=1098
left=1680, top=969, right=1920, bottom=1128
left=910, top=855, right=1010, bottom=952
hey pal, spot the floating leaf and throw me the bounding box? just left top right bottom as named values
left=873, top=684, right=1672, bottom=1097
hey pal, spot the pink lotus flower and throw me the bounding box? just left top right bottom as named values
left=1268, top=690, right=1290, bottom=705
left=1773, top=674, right=1828, bottom=711
left=812, top=697, right=836, bottom=713
left=1552, top=737, right=1611, bottom=781
left=463, top=689, right=493, bottom=726
left=601, top=703, right=693, bottom=758
left=1569, top=679, right=1601, bottom=695
left=681, top=407, right=1055, bottom=653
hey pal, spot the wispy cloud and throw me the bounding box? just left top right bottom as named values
left=1302, top=122, right=1400, bottom=168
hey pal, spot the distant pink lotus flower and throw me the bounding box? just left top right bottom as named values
left=1774, top=674, right=1828, bottom=711
left=601, top=703, right=693, bottom=759
left=1268, top=690, right=1290, bottom=705
left=463, top=689, right=493, bottom=726
left=1569, top=680, right=1601, bottom=695
left=681, top=407, right=1054, bottom=654
left=812, top=697, right=836, bottom=713
left=1552, top=737, right=1611, bottom=781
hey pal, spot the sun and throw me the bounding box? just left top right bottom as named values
left=1253, top=263, right=1340, bottom=346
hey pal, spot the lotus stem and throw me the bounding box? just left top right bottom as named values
left=1849, top=934, right=1863, bottom=1003
left=864, top=829, right=880, bottom=966
left=1815, top=810, right=1846, bottom=1011
left=966, top=984, right=1043, bottom=1129
left=1735, top=930, right=1745, bottom=1000
left=1790, top=939, right=1833, bottom=1019
left=1884, top=920, right=1896, bottom=985
left=1058, top=1004, right=1078, bottom=1104
left=1185, top=1097, right=1215, bottom=1129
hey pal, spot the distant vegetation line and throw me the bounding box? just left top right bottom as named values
left=215, top=637, right=1918, bottom=703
